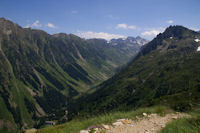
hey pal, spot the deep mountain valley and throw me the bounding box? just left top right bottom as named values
left=0, top=18, right=147, bottom=132
left=1, top=18, right=200, bottom=133
left=73, top=25, right=200, bottom=115
left=36, top=25, right=200, bottom=133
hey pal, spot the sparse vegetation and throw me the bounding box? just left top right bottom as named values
left=160, top=112, right=200, bottom=133
left=37, top=106, right=169, bottom=133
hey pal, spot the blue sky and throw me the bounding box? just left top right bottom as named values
left=0, top=0, right=199, bottom=40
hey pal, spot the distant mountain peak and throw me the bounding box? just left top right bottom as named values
left=0, top=17, right=20, bottom=28
left=137, top=25, right=200, bottom=57
left=52, top=33, right=77, bottom=39
left=0, top=17, right=9, bottom=22
left=162, top=25, right=197, bottom=39
left=135, top=36, right=143, bottom=39
left=109, top=36, right=148, bottom=46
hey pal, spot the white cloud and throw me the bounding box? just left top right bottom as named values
left=24, top=25, right=31, bottom=28
left=24, top=20, right=42, bottom=28
left=76, top=30, right=126, bottom=41
left=32, top=20, right=42, bottom=28
left=116, top=23, right=136, bottom=30
left=190, top=27, right=199, bottom=32
left=71, top=10, right=78, bottom=14
left=141, top=29, right=163, bottom=37
left=46, top=23, right=56, bottom=29
left=25, top=21, right=57, bottom=29
left=116, top=24, right=127, bottom=29
left=167, top=20, right=174, bottom=24
left=127, top=25, right=136, bottom=29
left=105, top=15, right=119, bottom=20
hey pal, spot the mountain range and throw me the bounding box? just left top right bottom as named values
left=73, top=25, right=200, bottom=116
left=1, top=17, right=200, bottom=133
left=0, top=18, right=147, bottom=131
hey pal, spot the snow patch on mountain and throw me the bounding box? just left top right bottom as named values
left=197, top=46, right=200, bottom=51
left=194, top=39, right=200, bottom=42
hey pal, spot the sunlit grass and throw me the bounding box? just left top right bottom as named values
left=160, top=112, right=200, bottom=133
left=37, top=106, right=169, bottom=133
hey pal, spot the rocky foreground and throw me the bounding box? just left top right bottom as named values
left=80, top=113, right=188, bottom=133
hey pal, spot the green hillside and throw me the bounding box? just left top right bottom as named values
left=0, top=18, right=143, bottom=132
left=73, top=26, right=200, bottom=115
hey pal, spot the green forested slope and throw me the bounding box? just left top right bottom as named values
left=74, top=26, right=200, bottom=115
left=0, top=18, right=143, bottom=131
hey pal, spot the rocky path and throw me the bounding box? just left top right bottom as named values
left=80, top=113, right=187, bottom=133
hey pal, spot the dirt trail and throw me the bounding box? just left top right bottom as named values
left=106, top=113, right=186, bottom=133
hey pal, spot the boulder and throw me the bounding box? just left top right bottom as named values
left=143, top=113, right=147, bottom=116
left=113, top=121, right=123, bottom=126
left=116, top=119, right=125, bottom=122
left=121, top=119, right=132, bottom=124
left=80, top=130, right=89, bottom=133
left=102, top=124, right=110, bottom=130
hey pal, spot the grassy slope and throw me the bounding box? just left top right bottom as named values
left=0, top=97, right=13, bottom=121
left=160, top=111, right=200, bottom=133
left=37, top=107, right=200, bottom=133
left=0, top=18, right=141, bottom=131
left=36, top=106, right=169, bottom=133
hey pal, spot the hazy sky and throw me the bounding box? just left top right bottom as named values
left=0, top=0, right=199, bottom=40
